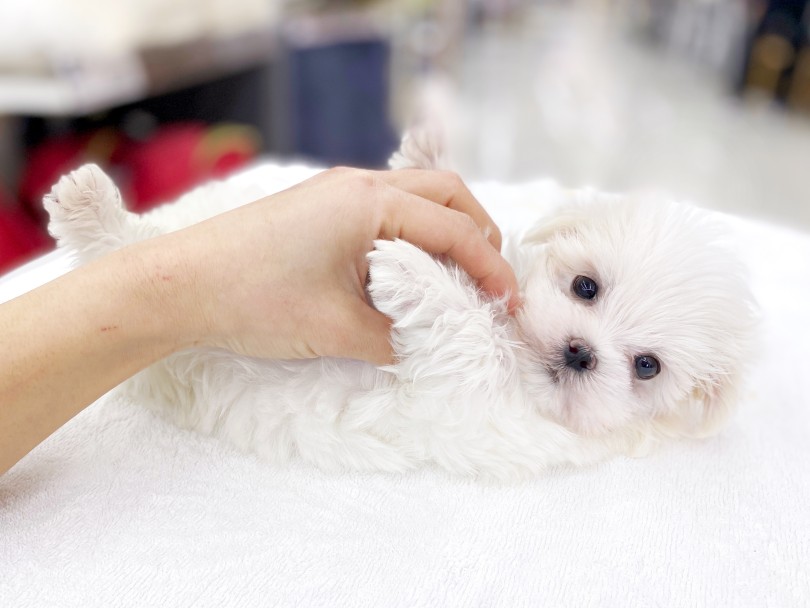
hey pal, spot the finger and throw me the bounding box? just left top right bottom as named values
left=321, top=298, right=394, bottom=365
left=377, top=169, right=503, bottom=251
left=378, top=190, right=520, bottom=312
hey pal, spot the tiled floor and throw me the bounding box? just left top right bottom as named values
left=405, top=4, right=810, bottom=232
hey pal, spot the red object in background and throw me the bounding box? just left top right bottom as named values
left=119, top=123, right=259, bottom=211
left=117, top=124, right=207, bottom=211
left=19, top=122, right=259, bottom=217
left=0, top=183, right=50, bottom=275
left=203, top=124, right=259, bottom=178
left=6, top=121, right=258, bottom=274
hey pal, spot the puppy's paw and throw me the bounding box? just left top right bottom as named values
left=369, top=239, right=516, bottom=392
left=368, top=239, right=472, bottom=327
left=388, top=127, right=444, bottom=170
left=44, top=163, right=122, bottom=219
left=44, top=163, right=146, bottom=262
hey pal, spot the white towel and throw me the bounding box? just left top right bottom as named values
left=1, top=173, right=808, bottom=607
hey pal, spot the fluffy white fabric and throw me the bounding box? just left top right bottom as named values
left=0, top=171, right=808, bottom=605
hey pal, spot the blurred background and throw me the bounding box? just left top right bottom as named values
left=0, top=0, right=808, bottom=273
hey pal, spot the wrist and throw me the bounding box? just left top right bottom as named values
left=111, top=234, right=207, bottom=357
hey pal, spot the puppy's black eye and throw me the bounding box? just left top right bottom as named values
left=634, top=355, right=661, bottom=380
left=572, top=275, right=598, bottom=300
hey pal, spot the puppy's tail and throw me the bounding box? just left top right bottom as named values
left=44, top=164, right=161, bottom=264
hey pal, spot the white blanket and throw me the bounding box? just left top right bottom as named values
left=1, top=173, right=808, bottom=607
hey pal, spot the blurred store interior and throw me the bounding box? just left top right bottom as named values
left=0, top=0, right=809, bottom=273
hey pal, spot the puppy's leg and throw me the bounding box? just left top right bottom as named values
left=388, top=127, right=444, bottom=170
left=44, top=164, right=161, bottom=263
left=368, top=239, right=516, bottom=394
left=364, top=239, right=530, bottom=478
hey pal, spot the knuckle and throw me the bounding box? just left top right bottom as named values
left=438, top=170, right=464, bottom=190
left=325, top=167, right=380, bottom=193
left=324, top=167, right=346, bottom=182
left=328, top=165, right=369, bottom=181
left=456, top=212, right=480, bottom=236
left=327, top=165, right=352, bottom=176
left=349, top=169, right=378, bottom=190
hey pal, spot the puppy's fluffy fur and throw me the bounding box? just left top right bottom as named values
left=44, top=139, right=755, bottom=480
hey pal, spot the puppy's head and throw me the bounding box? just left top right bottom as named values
left=514, top=195, right=756, bottom=440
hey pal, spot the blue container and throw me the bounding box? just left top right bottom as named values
left=288, top=39, right=399, bottom=168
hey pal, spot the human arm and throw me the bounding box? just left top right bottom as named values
left=0, top=167, right=519, bottom=474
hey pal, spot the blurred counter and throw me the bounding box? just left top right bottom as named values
left=0, top=30, right=278, bottom=116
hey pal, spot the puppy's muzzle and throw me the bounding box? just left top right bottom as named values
left=564, top=339, right=596, bottom=372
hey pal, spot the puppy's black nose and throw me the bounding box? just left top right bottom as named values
left=564, top=339, right=596, bottom=372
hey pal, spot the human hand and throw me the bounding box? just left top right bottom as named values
left=162, top=167, right=519, bottom=364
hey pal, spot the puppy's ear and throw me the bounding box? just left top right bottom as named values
left=521, top=205, right=589, bottom=245
left=654, top=372, right=740, bottom=439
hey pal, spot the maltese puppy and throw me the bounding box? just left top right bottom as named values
left=43, top=137, right=755, bottom=480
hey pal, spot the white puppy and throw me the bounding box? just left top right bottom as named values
left=44, top=140, right=755, bottom=480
